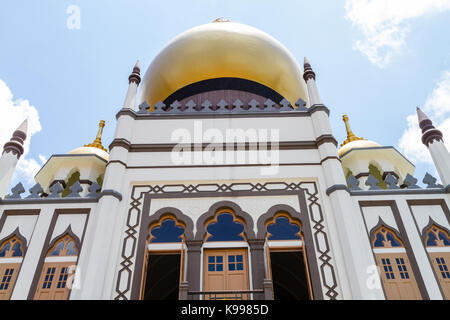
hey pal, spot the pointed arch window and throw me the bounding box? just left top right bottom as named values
left=423, top=223, right=450, bottom=299
left=0, top=234, right=26, bottom=300
left=370, top=224, right=421, bottom=299
left=34, top=233, right=80, bottom=300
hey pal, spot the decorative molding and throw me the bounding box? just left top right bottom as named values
left=325, top=184, right=350, bottom=196
left=99, top=189, right=122, bottom=202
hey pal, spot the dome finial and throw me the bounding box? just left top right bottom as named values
left=341, top=114, right=365, bottom=147
left=84, top=120, right=107, bottom=152
left=213, top=17, right=230, bottom=23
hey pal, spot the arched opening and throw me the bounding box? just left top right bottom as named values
left=34, top=231, right=80, bottom=300
left=201, top=208, right=251, bottom=300
left=0, top=233, right=26, bottom=300
left=370, top=224, right=421, bottom=300
left=141, top=214, right=186, bottom=300
left=62, top=169, right=80, bottom=197
left=264, top=212, right=312, bottom=300
left=423, top=223, right=450, bottom=299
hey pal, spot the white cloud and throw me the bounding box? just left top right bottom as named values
left=345, top=0, right=450, bottom=67
left=0, top=79, right=42, bottom=189
left=398, top=71, right=450, bottom=166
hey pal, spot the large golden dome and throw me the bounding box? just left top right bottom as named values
left=138, top=21, right=308, bottom=107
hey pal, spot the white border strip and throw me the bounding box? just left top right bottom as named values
left=373, top=248, right=406, bottom=254
left=148, top=243, right=183, bottom=251
left=44, top=256, right=78, bottom=263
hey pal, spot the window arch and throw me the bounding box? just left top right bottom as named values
left=0, top=232, right=26, bottom=300
left=370, top=223, right=421, bottom=300
left=204, top=208, right=246, bottom=242
left=423, top=223, right=450, bottom=299
left=34, top=229, right=80, bottom=300
left=265, top=212, right=302, bottom=241
left=148, top=215, right=186, bottom=244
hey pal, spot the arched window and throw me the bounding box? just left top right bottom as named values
left=34, top=234, right=79, bottom=300
left=142, top=214, right=187, bottom=300
left=423, top=224, right=450, bottom=299
left=62, top=170, right=80, bottom=197
left=202, top=208, right=249, bottom=299
left=371, top=225, right=421, bottom=300
left=264, top=212, right=311, bottom=300
left=0, top=235, right=25, bottom=300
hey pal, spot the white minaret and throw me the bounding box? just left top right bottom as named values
left=303, top=59, right=384, bottom=299
left=123, top=60, right=141, bottom=109
left=75, top=61, right=141, bottom=299
left=417, top=107, right=450, bottom=186
left=0, top=119, right=28, bottom=198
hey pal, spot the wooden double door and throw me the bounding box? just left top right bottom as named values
left=203, top=249, right=249, bottom=299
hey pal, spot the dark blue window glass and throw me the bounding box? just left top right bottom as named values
left=208, top=264, right=215, bottom=272
left=236, top=255, right=243, bottom=263
left=267, top=217, right=301, bottom=241
left=208, top=256, right=214, bottom=263
left=229, top=263, right=235, bottom=271
left=150, top=219, right=185, bottom=243
left=229, top=256, right=235, bottom=263
left=0, top=243, right=11, bottom=257
left=216, top=264, right=223, bottom=272
left=216, top=256, right=223, bottom=263
left=206, top=213, right=244, bottom=242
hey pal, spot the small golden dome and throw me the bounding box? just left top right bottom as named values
left=138, top=21, right=308, bottom=107
left=68, top=146, right=109, bottom=161
left=68, top=120, right=109, bottom=161
left=338, top=114, right=381, bottom=157
left=338, top=139, right=382, bottom=157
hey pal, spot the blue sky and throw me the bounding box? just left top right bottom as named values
left=1, top=1, right=450, bottom=189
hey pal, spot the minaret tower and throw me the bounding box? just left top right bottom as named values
left=417, top=107, right=450, bottom=186
left=123, top=60, right=141, bottom=109
left=0, top=119, right=28, bottom=198
left=303, top=59, right=384, bottom=299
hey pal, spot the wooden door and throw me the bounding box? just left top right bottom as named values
left=429, top=252, right=450, bottom=299
left=203, top=249, right=249, bottom=299
left=0, top=263, right=21, bottom=300
left=376, top=253, right=421, bottom=300
left=34, top=262, right=73, bottom=300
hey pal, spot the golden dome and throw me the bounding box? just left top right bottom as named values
left=338, top=139, right=382, bottom=157
left=68, top=120, right=109, bottom=161
left=138, top=21, right=308, bottom=107
left=338, top=114, right=381, bottom=157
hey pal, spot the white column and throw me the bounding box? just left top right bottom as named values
left=0, top=153, right=19, bottom=198
left=428, top=141, right=450, bottom=186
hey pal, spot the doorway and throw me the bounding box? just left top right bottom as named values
left=142, top=253, right=181, bottom=300
left=269, top=250, right=311, bottom=300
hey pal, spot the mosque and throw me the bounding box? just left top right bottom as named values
left=0, top=20, right=449, bottom=300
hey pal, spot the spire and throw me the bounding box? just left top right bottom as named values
left=84, top=120, right=107, bottom=152
left=340, top=114, right=365, bottom=147
left=128, top=60, right=141, bottom=85
left=303, top=56, right=316, bottom=81
left=3, top=118, right=28, bottom=159
left=416, top=107, right=443, bottom=147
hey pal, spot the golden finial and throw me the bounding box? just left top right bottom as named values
left=340, top=114, right=365, bottom=147
left=84, top=120, right=107, bottom=152
left=213, top=17, right=230, bottom=23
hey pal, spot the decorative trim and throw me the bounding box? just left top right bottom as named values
left=326, top=184, right=350, bottom=196
left=315, top=135, right=338, bottom=148
left=99, top=190, right=122, bottom=202
left=194, top=201, right=256, bottom=241
left=309, top=104, right=330, bottom=117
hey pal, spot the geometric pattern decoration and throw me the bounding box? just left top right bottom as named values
left=149, top=219, right=185, bottom=243
left=372, top=226, right=403, bottom=248
left=425, top=225, right=450, bottom=247
left=114, top=181, right=339, bottom=300
left=48, top=236, right=78, bottom=256
left=0, top=236, right=24, bottom=258
left=205, top=213, right=245, bottom=242
left=266, top=216, right=301, bottom=240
